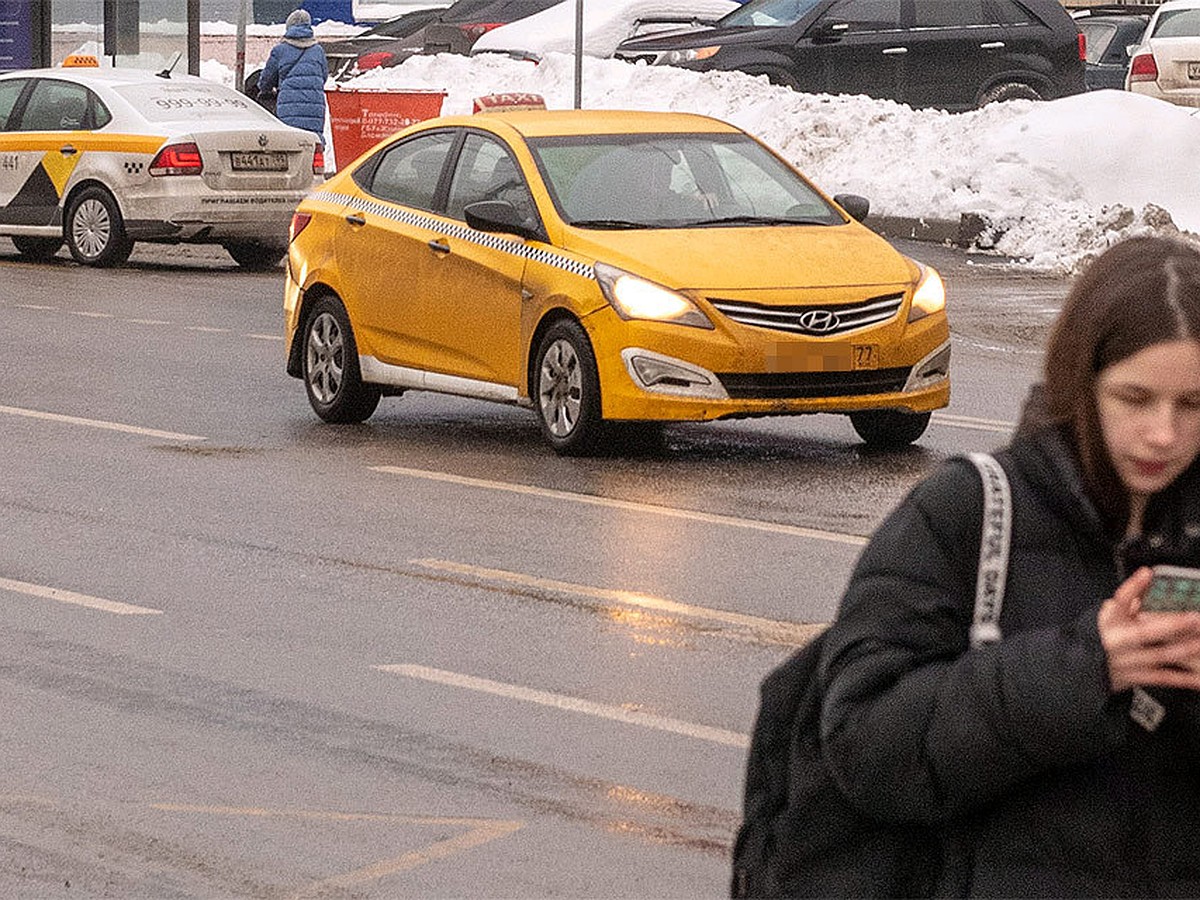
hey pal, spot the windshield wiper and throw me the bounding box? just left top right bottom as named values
left=569, top=219, right=647, bottom=230
left=687, top=214, right=833, bottom=227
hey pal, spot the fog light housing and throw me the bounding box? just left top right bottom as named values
left=622, top=349, right=728, bottom=399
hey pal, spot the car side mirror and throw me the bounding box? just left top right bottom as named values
left=463, top=200, right=539, bottom=240
left=833, top=193, right=870, bottom=223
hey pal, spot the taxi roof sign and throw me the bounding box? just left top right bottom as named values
left=62, top=54, right=100, bottom=67
left=473, top=93, right=546, bottom=114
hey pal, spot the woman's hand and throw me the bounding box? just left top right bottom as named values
left=1099, top=567, right=1200, bottom=693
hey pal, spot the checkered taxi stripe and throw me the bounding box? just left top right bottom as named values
left=313, top=191, right=594, bottom=278
left=123, top=160, right=144, bottom=175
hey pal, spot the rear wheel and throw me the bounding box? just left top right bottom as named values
left=849, top=410, right=931, bottom=449
left=11, top=236, right=63, bottom=261
left=223, top=240, right=286, bottom=271
left=65, top=186, right=133, bottom=267
left=302, top=295, right=381, bottom=423
left=978, top=82, right=1042, bottom=105
left=534, top=319, right=606, bottom=455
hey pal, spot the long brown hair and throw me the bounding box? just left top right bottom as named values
left=1041, top=236, right=1200, bottom=528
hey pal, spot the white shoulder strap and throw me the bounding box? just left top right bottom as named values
left=967, top=452, right=1011, bottom=648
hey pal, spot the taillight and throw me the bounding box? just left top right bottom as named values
left=356, top=50, right=394, bottom=71
left=312, top=144, right=324, bottom=175
left=1129, top=52, right=1159, bottom=82
left=149, top=142, right=202, bottom=176
left=461, top=22, right=503, bottom=40
left=1077, top=32, right=1086, bottom=62
left=289, top=212, right=312, bottom=243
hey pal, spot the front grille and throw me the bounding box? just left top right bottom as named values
left=709, top=292, right=905, bottom=337
left=717, top=368, right=910, bottom=400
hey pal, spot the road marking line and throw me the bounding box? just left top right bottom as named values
left=126, top=318, right=170, bottom=325
left=72, top=311, right=112, bottom=318
left=371, top=465, right=867, bottom=546
left=0, top=576, right=162, bottom=615
left=15, top=304, right=56, bottom=310
left=412, top=558, right=825, bottom=645
left=247, top=333, right=283, bottom=341
left=375, top=663, right=751, bottom=749
left=0, top=405, right=205, bottom=441
left=932, top=412, right=1014, bottom=434
left=184, top=325, right=231, bottom=333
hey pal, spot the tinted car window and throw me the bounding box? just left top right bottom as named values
left=1079, top=22, right=1117, bottom=63
left=0, top=79, right=27, bottom=130
left=722, top=0, right=825, bottom=28
left=913, top=1, right=990, bottom=28
left=17, top=79, right=92, bottom=131
left=446, top=133, right=537, bottom=227
left=362, top=132, right=455, bottom=211
left=989, top=0, right=1036, bottom=26
left=818, top=0, right=902, bottom=32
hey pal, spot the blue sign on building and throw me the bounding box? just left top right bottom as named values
left=0, top=0, right=34, bottom=71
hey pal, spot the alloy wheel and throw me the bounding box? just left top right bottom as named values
left=306, top=311, right=344, bottom=404
left=539, top=338, right=582, bottom=438
left=72, top=198, right=111, bottom=259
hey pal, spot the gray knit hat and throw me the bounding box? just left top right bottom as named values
left=283, top=8, right=316, bottom=47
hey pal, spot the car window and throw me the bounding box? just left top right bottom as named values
left=528, top=132, right=841, bottom=229
left=16, top=79, right=92, bottom=131
left=362, top=132, right=455, bottom=211
left=1079, top=22, right=1117, bottom=63
left=817, top=0, right=902, bottom=32
left=988, top=0, right=1036, bottom=26
left=0, top=79, right=27, bottom=131
left=720, top=0, right=825, bottom=28
left=446, top=132, right=538, bottom=228
left=1153, top=9, right=1200, bottom=38
left=913, top=1, right=990, bottom=29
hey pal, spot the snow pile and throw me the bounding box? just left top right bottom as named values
left=473, top=0, right=738, bottom=59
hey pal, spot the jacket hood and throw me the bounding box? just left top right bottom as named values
left=284, top=22, right=316, bottom=48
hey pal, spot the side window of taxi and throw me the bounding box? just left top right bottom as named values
left=445, top=133, right=538, bottom=229
left=357, top=132, right=455, bottom=212
left=0, top=80, right=28, bottom=131
left=16, top=80, right=101, bottom=131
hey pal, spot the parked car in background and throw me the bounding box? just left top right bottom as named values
left=421, top=0, right=563, bottom=55
left=0, top=62, right=322, bottom=269
left=322, top=6, right=448, bottom=78
left=614, top=0, right=1087, bottom=111
left=471, top=0, right=738, bottom=60
left=1073, top=7, right=1151, bottom=91
left=283, top=109, right=949, bottom=454
left=1127, top=0, right=1200, bottom=107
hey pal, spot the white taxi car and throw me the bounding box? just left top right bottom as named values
left=0, top=58, right=323, bottom=269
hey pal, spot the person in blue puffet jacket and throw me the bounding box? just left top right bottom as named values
left=258, top=8, right=328, bottom=138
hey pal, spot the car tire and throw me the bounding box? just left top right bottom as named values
left=223, top=240, right=286, bottom=271
left=978, top=82, right=1042, bottom=105
left=534, top=319, right=606, bottom=456
left=302, top=295, right=381, bottom=424
left=849, top=410, right=931, bottom=449
left=65, top=186, right=134, bottom=267
left=11, top=236, right=63, bottom=261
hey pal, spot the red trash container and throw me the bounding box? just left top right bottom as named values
left=324, top=88, right=447, bottom=170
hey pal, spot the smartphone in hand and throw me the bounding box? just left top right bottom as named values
left=1144, top=565, right=1200, bottom=612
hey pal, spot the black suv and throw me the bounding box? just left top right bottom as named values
left=422, top=0, right=562, bottom=55
left=614, top=0, right=1086, bottom=111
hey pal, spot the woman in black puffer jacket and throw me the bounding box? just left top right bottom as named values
left=820, top=235, right=1200, bottom=897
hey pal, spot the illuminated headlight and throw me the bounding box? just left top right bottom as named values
left=907, top=262, right=946, bottom=322
left=665, top=46, right=720, bottom=64
left=595, top=263, right=713, bottom=329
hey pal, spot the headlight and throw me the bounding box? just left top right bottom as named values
left=665, top=45, right=720, bottom=64
left=907, top=262, right=945, bottom=322
left=594, top=263, right=714, bottom=329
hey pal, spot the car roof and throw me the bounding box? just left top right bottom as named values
left=1154, top=0, right=1200, bottom=11
left=423, top=109, right=743, bottom=138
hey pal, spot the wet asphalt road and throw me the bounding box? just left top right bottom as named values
left=0, top=237, right=1067, bottom=897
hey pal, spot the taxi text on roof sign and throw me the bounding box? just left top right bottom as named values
left=473, top=93, right=547, bottom=113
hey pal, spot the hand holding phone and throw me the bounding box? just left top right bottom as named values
left=1143, top=565, right=1200, bottom=613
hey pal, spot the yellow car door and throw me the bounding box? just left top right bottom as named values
left=330, top=130, right=456, bottom=368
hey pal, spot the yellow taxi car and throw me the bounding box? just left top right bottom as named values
left=284, top=108, right=949, bottom=454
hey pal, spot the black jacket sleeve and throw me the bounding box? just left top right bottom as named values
left=818, top=458, right=1126, bottom=824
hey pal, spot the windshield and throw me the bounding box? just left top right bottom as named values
left=720, top=0, right=825, bottom=28
left=527, top=132, right=842, bottom=230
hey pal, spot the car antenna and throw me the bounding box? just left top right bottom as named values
left=156, top=51, right=182, bottom=78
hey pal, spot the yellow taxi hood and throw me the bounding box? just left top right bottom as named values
left=557, top=221, right=915, bottom=291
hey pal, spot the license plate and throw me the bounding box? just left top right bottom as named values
left=852, top=344, right=879, bottom=370
left=1190, top=62, right=1200, bottom=80
left=230, top=151, right=287, bottom=171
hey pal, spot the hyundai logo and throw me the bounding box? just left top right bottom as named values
left=258, top=133, right=268, bottom=148
left=797, top=309, right=841, bottom=333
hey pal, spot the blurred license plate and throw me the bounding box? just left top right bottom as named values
left=766, top=343, right=878, bottom=372
left=1190, top=62, right=1200, bottom=79
left=231, top=151, right=287, bottom=171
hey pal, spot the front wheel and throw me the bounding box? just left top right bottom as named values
left=223, top=241, right=286, bottom=271
left=65, top=186, right=133, bottom=267
left=849, top=410, right=931, bottom=449
left=978, top=82, right=1042, bottom=106
left=302, top=295, right=381, bottom=423
left=11, top=236, right=63, bottom=261
left=534, top=319, right=605, bottom=455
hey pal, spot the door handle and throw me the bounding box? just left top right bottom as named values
left=344, top=212, right=365, bottom=226
left=882, top=47, right=908, bottom=55
left=980, top=42, right=1005, bottom=50
left=59, top=145, right=77, bottom=155
left=428, top=239, right=450, bottom=254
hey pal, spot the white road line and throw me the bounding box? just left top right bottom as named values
left=126, top=318, right=170, bottom=325
left=184, top=326, right=231, bottom=333
left=247, top=333, right=283, bottom=342
left=412, top=558, right=825, bottom=645
left=72, top=311, right=113, bottom=318
left=0, top=576, right=162, bottom=615
left=15, top=304, right=56, bottom=310
left=371, top=465, right=867, bottom=546
left=932, top=412, right=1014, bottom=434
left=0, top=405, right=205, bottom=442
left=375, top=663, right=750, bottom=749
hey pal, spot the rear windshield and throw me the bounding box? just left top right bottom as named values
left=1153, top=8, right=1200, bottom=38
left=110, top=80, right=276, bottom=124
